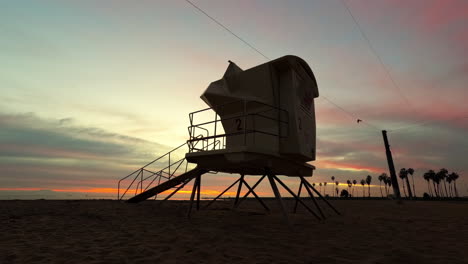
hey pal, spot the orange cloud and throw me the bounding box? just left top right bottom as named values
left=316, top=160, right=384, bottom=173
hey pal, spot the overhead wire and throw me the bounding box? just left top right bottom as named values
left=320, top=96, right=381, bottom=131
left=340, top=0, right=419, bottom=117
left=339, top=0, right=467, bottom=133
left=183, top=0, right=381, bottom=132
left=185, top=0, right=270, bottom=61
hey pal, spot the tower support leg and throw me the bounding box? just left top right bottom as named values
left=300, top=177, right=325, bottom=219
left=196, top=175, right=201, bottom=210
left=272, top=175, right=321, bottom=220
left=204, top=178, right=241, bottom=209
left=236, top=174, right=266, bottom=208
left=187, top=174, right=201, bottom=218
left=235, top=176, right=269, bottom=212
left=303, top=179, right=341, bottom=215
left=293, top=181, right=303, bottom=214
left=233, top=174, right=245, bottom=208
left=267, top=174, right=291, bottom=226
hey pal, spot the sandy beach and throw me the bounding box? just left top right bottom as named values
left=1, top=199, right=467, bottom=264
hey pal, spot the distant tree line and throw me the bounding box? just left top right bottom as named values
left=314, top=168, right=461, bottom=199
left=422, top=168, right=459, bottom=198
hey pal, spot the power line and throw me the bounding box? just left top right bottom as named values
left=184, top=0, right=380, bottom=131
left=184, top=0, right=270, bottom=61
left=321, top=96, right=381, bottom=131
left=341, top=0, right=468, bottom=134
left=340, top=0, right=419, bottom=117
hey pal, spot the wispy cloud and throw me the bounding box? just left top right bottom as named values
left=0, top=113, right=176, bottom=191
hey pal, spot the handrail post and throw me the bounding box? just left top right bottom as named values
left=189, top=113, right=193, bottom=130
left=140, top=169, right=143, bottom=194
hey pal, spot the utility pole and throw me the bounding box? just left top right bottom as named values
left=382, top=130, right=401, bottom=199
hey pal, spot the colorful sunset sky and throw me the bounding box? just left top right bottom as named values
left=1, top=0, right=467, bottom=199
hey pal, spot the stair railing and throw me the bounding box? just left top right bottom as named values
left=117, top=135, right=204, bottom=200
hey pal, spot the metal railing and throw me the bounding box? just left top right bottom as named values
left=187, top=99, right=289, bottom=153
left=117, top=135, right=204, bottom=200
left=117, top=100, right=289, bottom=200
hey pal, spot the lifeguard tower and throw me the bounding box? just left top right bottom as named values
left=117, top=55, right=339, bottom=223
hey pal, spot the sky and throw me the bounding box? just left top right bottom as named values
left=1, top=0, right=467, bottom=199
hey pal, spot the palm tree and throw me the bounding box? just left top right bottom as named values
left=360, top=179, right=366, bottom=197
left=378, top=173, right=385, bottom=197
left=449, top=172, right=460, bottom=197
left=331, top=176, right=335, bottom=196
left=352, top=179, right=357, bottom=197
left=323, top=182, right=327, bottom=196
left=346, top=180, right=351, bottom=193
left=426, top=170, right=438, bottom=197
left=423, top=171, right=433, bottom=197
left=402, top=168, right=413, bottom=198
left=434, top=170, right=443, bottom=197
left=365, top=175, right=372, bottom=197
left=407, top=168, right=416, bottom=197
left=383, top=175, right=389, bottom=196
left=433, top=171, right=442, bottom=197
left=319, top=182, right=322, bottom=193
left=438, top=168, right=449, bottom=197
left=399, top=168, right=408, bottom=198
left=335, top=186, right=339, bottom=197
left=335, top=181, right=339, bottom=197
left=446, top=176, right=453, bottom=197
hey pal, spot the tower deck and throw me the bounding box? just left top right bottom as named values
left=185, top=146, right=314, bottom=176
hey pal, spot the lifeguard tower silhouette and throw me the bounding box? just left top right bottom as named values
left=118, top=55, right=339, bottom=222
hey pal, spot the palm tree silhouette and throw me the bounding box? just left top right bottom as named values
left=352, top=179, right=357, bottom=197
left=399, top=168, right=408, bottom=198
left=401, top=168, right=413, bottom=198
left=449, top=172, right=460, bottom=197
left=323, top=182, right=327, bottom=196
left=346, top=180, right=352, bottom=195
left=407, top=168, right=416, bottom=197
left=434, top=170, right=443, bottom=197
left=378, top=173, right=385, bottom=197
left=446, top=176, right=453, bottom=197
left=335, top=180, right=339, bottom=197
left=365, top=175, right=372, bottom=197
left=331, top=176, right=335, bottom=196
left=383, top=175, right=389, bottom=196
left=360, top=179, right=366, bottom=197
left=426, top=170, right=438, bottom=197
left=438, top=168, right=449, bottom=197
left=319, top=182, right=322, bottom=193
left=433, top=170, right=442, bottom=197
left=423, top=171, right=433, bottom=197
